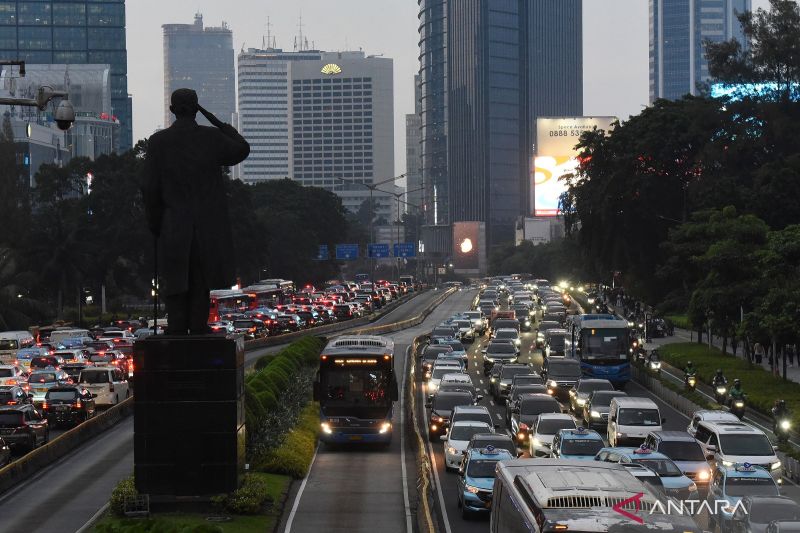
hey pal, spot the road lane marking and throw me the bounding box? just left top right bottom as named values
left=401, top=346, right=413, bottom=533
left=284, top=443, right=319, bottom=533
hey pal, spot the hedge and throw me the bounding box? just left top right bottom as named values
left=256, top=402, right=319, bottom=479
left=658, top=342, right=800, bottom=428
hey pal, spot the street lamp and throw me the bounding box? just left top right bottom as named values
left=334, top=174, right=405, bottom=281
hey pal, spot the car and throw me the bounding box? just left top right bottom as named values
left=97, top=330, right=135, bottom=342
left=451, top=405, right=493, bottom=430
left=456, top=445, right=514, bottom=517
left=482, top=341, right=519, bottom=375
left=231, top=318, right=268, bottom=339
left=208, top=321, right=234, bottom=335
left=442, top=420, right=494, bottom=471
left=462, top=311, right=487, bottom=335
left=607, top=396, right=664, bottom=447
left=439, top=374, right=481, bottom=401
left=491, top=328, right=521, bottom=348
left=489, top=363, right=534, bottom=402
left=26, top=370, right=72, bottom=404
left=766, top=522, right=800, bottom=533
left=595, top=446, right=699, bottom=500
left=733, top=496, right=800, bottom=533
left=451, top=319, right=476, bottom=343
left=465, top=432, right=517, bottom=459
left=0, top=365, right=27, bottom=386
left=62, top=362, right=90, bottom=382
left=686, top=409, right=742, bottom=437
left=426, top=363, right=465, bottom=399
left=505, top=383, right=548, bottom=427
left=53, top=349, right=89, bottom=364
left=543, top=328, right=567, bottom=358
left=541, top=358, right=582, bottom=400
left=427, top=390, right=476, bottom=442
left=693, top=420, right=782, bottom=484
left=29, top=355, right=66, bottom=371
left=535, top=320, right=562, bottom=348
left=551, top=426, right=606, bottom=460
left=431, top=339, right=468, bottom=364
left=643, top=430, right=713, bottom=492
left=42, top=386, right=97, bottom=426
left=568, top=378, right=614, bottom=414
left=0, top=436, right=10, bottom=466
left=419, top=345, right=454, bottom=376
left=0, top=404, right=49, bottom=451
left=509, top=393, right=561, bottom=447
left=707, top=463, right=781, bottom=532
left=529, top=412, right=577, bottom=457
left=581, top=389, right=627, bottom=429
left=0, top=385, right=32, bottom=406
left=77, top=366, right=130, bottom=406
left=430, top=325, right=458, bottom=341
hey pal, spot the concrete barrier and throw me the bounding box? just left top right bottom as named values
left=353, top=288, right=456, bottom=337
left=0, top=397, right=134, bottom=495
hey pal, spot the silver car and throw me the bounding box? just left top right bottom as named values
left=26, top=370, right=72, bottom=404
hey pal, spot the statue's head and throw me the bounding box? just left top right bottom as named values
left=170, top=88, right=198, bottom=119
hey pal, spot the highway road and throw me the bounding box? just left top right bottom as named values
left=282, top=288, right=477, bottom=533
left=0, top=288, right=451, bottom=533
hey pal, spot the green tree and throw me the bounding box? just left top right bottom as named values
left=0, top=113, right=29, bottom=248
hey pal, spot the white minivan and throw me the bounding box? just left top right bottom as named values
left=77, top=366, right=130, bottom=406
left=607, top=396, right=665, bottom=446
left=694, top=420, right=783, bottom=483
left=0, top=331, right=35, bottom=364
left=49, top=329, right=92, bottom=346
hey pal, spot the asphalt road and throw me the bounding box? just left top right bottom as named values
left=0, top=289, right=454, bottom=533
left=415, top=294, right=800, bottom=533
left=282, top=288, right=477, bottom=533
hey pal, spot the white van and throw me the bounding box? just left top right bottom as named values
left=0, top=331, right=36, bottom=364
left=49, top=329, right=92, bottom=346
left=607, top=396, right=664, bottom=446
left=694, top=420, right=782, bottom=483
left=77, top=366, right=130, bottom=406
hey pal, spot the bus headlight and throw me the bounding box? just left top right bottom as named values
left=379, top=422, right=392, bottom=434
left=321, top=422, right=333, bottom=435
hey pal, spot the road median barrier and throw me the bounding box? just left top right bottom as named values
left=0, top=396, right=133, bottom=495
left=353, top=288, right=456, bottom=336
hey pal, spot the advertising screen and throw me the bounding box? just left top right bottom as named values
left=452, top=222, right=484, bottom=271
left=534, top=117, right=616, bottom=216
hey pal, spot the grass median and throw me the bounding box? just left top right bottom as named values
left=658, top=342, right=800, bottom=427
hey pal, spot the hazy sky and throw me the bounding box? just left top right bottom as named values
left=126, top=0, right=770, bottom=178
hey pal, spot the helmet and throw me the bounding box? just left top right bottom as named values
left=734, top=379, right=741, bottom=386
left=716, top=368, right=723, bottom=375
left=779, top=399, right=786, bottom=408
left=687, top=361, right=693, bottom=366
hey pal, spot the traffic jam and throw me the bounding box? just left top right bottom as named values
left=0, top=276, right=416, bottom=467
left=416, top=277, right=800, bottom=532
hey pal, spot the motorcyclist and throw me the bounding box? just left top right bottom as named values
left=683, top=361, right=696, bottom=376
left=772, top=399, right=789, bottom=419
left=729, top=379, right=745, bottom=400
left=712, top=369, right=727, bottom=387
left=772, top=399, right=790, bottom=438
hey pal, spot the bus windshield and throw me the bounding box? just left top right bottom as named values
left=581, top=328, right=626, bottom=359
left=322, top=367, right=390, bottom=418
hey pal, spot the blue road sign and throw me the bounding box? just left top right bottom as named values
left=335, top=244, right=359, bottom=260
left=393, top=242, right=417, bottom=258
left=368, top=243, right=390, bottom=258
left=314, top=245, right=329, bottom=261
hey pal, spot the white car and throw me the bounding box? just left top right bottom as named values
left=77, top=366, right=130, bottom=406
left=492, top=328, right=521, bottom=347
left=0, top=365, right=27, bottom=386
left=426, top=363, right=464, bottom=398
left=442, top=420, right=494, bottom=471
left=97, top=330, right=135, bottom=341
left=530, top=413, right=577, bottom=457
left=686, top=409, right=741, bottom=437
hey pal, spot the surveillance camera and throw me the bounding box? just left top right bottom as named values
left=55, top=99, right=75, bottom=131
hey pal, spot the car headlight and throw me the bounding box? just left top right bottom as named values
left=697, top=470, right=710, bottom=481
left=321, top=422, right=332, bottom=435
left=485, top=356, right=495, bottom=362
left=436, top=417, right=444, bottom=423
left=379, top=422, right=392, bottom=434
left=781, top=420, right=791, bottom=430
left=490, top=378, right=496, bottom=383
left=466, top=484, right=480, bottom=494
left=548, top=380, right=558, bottom=388
left=428, top=383, right=438, bottom=391
left=772, top=461, right=782, bottom=471
left=514, top=339, right=521, bottom=346
left=576, top=398, right=586, bottom=406
left=447, top=446, right=458, bottom=455
left=722, top=460, right=734, bottom=467
left=525, top=320, right=530, bottom=325
left=591, top=410, right=601, bottom=418
left=627, top=321, right=634, bottom=327
left=688, top=482, right=697, bottom=493
left=500, top=382, right=509, bottom=388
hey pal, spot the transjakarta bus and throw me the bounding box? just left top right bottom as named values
left=208, top=290, right=253, bottom=322
left=313, top=335, right=399, bottom=445
left=566, top=314, right=630, bottom=388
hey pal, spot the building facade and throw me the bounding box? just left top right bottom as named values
left=650, top=0, right=751, bottom=102
left=0, top=0, right=132, bottom=152
left=237, top=48, right=396, bottom=217
left=405, top=74, right=423, bottom=214
left=163, top=14, right=235, bottom=128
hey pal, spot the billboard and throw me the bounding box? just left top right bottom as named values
left=534, top=117, right=616, bottom=216
left=452, top=221, right=486, bottom=273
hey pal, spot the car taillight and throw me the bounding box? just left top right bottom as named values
left=6, top=401, right=16, bottom=405
left=42, top=402, right=48, bottom=410
left=74, top=399, right=81, bottom=408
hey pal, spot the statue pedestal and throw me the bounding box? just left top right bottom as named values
left=133, top=335, right=245, bottom=497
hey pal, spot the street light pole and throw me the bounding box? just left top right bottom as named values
left=373, top=185, right=424, bottom=282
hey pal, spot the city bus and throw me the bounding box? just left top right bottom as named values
left=241, top=284, right=291, bottom=309
left=208, top=290, right=253, bottom=323
left=313, top=335, right=399, bottom=445
left=565, top=314, right=630, bottom=388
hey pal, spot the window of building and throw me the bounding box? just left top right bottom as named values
left=53, top=3, right=85, bottom=26
left=54, top=27, right=86, bottom=50
left=88, top=4, right=125, bottom=26
left=0, top=2, right=16, bottom=25
left=18, top=26, right=51, bottom=49
left=18, top=2, right=51, bottom=26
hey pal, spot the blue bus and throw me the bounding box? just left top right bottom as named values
left=312, top=335, right=399, bottom=445
left=566, top=314, right=630, bottom=388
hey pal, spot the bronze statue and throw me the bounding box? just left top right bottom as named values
left=142, top=89, right=250, bottom=334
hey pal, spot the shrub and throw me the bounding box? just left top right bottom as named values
left=256, top=403, right=319, bottom=478
left=109, top=476, right=138, bottom=517
left=210, top=474, right=274, bottom=515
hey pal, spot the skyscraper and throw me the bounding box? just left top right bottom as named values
left=405, top=74, right=423, bottom=212
left=650, top=0, right=751, bottom=102
left=0, top=1, right=133, bottom=152
left=237, top=46, right=395, bottom=218
left=419, top=0, right=583, bottom=246
left=163, top=14, right=235, bottom=128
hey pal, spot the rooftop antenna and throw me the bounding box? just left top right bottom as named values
left=297, top=13, right=304, bottom=51
left=264, top=16, right=272, bottom=50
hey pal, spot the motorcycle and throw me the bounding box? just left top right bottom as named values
left=774, top=417, right=791, bottom=444
left=730, top=397, right=746, bottom=419
left=685, top=373, right=697, bottom=391
left=646, top=353, right=661, bottom=374
left=713, top=384, right=728, bottom=405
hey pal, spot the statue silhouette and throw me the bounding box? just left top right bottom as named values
left=142, top=89, right=250, bottom=334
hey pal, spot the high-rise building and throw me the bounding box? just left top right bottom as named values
left=650, top=0, right=751, bottom=102
left=0, top=1, right=132, bottom=152
left=405, top=74, right=423, bottom=213
left=419, top=0, right=582, bottom=247
left=237, top=47, right=395, bottom=218
left=163, top=14, right=235, bottom=128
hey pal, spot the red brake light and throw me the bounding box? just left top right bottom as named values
left=6, top=401, right=16, bottom=405
left=42, top=402, right=48, bottom=410
left=74, top=399, right=82, bottom=408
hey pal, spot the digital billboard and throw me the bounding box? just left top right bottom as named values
left=452, top=221, right=486, bottom=273
left=534, top=117, right=616, bottom=216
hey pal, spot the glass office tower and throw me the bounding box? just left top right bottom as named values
left=0, top=1, right=131, bottom=151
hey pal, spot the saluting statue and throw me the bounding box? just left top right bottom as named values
left=142, top=89, right=250, bottom=334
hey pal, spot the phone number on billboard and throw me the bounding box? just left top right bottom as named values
left=548, top=130, right=584, bottom=137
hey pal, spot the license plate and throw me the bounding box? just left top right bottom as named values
left=349, top=435, right=363, bottom=441
left=56, top=405, right=69, bottom=411
left=35, top=388, right=47, bottom=393
left=0, top=429, right=11, bottom=435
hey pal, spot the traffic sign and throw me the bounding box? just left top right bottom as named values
left=368, top=243, right=390, bottom=258
left=393, top=242, right=416, bottom=258
left=314, top=245, right=329, bottom=261
left=335, top=244, right=359, bottom=260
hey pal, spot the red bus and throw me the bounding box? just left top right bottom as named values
left=208, top=290, right=253, bottom=323
left=242, top=284, right=289, bottom=309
